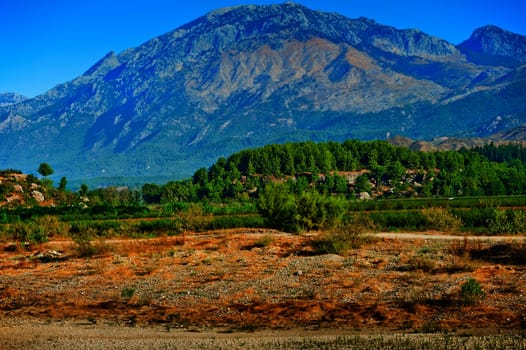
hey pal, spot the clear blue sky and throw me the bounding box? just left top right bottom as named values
left=1, top=0, right=525, bottom=98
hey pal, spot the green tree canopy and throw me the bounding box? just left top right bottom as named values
left=37, top=163, right=54, bottom=177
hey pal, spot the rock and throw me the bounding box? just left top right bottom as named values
left=31, top=190, right=45, bottom=202
left=358, top=192, right=372, bottom=201
left=32, top=250, right=64, bottom=262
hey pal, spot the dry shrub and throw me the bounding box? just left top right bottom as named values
left=311, top=214, right=376, bottom=255
left=442, top=254, right=477, bottom=273
left=421, top=207, right=462, bottom=232
left=35, top=215, right=71, bottom=238
left=253, top=235, right=273, bottom=248
left=72, top=228, right=113, bottom=257
left=175, top=203, right=212, bottom=232
left=405, top=256, right=437, bottom=272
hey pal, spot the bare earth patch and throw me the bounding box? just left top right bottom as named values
left=1, top=229, right=525, bottom=348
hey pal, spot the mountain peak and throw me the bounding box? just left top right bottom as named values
left=458, top=25, right=526, bottom=66
left=1, top=4, right=524, bottom=180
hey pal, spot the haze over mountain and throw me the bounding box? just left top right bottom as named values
left=0, top=3, right=525, bottom=181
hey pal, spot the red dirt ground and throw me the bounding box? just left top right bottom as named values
left=1, top=229, right=524, bottom=333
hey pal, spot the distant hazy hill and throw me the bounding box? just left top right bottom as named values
left=0, top=3, right=525, bottom=180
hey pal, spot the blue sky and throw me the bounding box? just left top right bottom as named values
left=1, top=0, right=525, bottom=98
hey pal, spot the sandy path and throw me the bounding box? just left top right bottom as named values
left=371, top=232, right=526, bottom=241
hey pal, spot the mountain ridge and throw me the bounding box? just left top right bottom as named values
left=0, top=3, right=525, bottom=180
left=0, top=92, right=27, bottom=107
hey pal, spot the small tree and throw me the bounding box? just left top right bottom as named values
left=79, top=184, right=89, bottom=197
left=354, top=174, right=371, bottom=194
left=58, top=177, right=67, bottom=191
left=257, top=183, right=299, bottom=233
left=38, top=163, right=54, bottom=177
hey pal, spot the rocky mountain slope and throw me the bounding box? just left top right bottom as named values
left=0, top=3, right=525, bottom=180
left=458, top=25, right=526, bottom=66
left=0, top=93, right=26, bottom=107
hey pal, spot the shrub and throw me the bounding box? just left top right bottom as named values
left=510, top=210, right=526, bottom=233
left=421, top=207, right=461, bottom=232
left=488, top=210, right=513, bottom=234
left=488, top=210, right=526, bottom=234
left=70, top=220, right=123, bottom=237
left=257, top=183, right=299, bottom=233
left=6, top=221, right=48, bottom=244
left=311, top=217, right=373, bottom=255
left=175, top=203, right=213, bottom=232
left=71, top=228, right=112, bottom=257
left=460, top=277, right=485, bottom=305
left=453, top=208, right=494, bottom=233
left=369, top=210, right=427, bottom=231
left=253, top=235, right=273, bottom=248
left=35, top=215, right=70, bottom=238
left=120, top=287, right=136, bottom=300
left=404, top=256, right=437, bottom=272
left=136, top=219, right=184, bottom=235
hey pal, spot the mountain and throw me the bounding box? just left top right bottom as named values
left=0, top=92, right=27, bottom=107
left=0, top=3, right=525, bottom=181
left=458, top=25, right=526, bottom=66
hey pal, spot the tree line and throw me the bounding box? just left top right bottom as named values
left=142, top=140, right=526, bottom=204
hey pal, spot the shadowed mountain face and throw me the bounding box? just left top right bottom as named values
left=1, top=3, right=525, bottom=180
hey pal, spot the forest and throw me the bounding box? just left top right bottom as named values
left=143, top=140, right=526, bottom=203
left=1, top=140, right=526, bottom=240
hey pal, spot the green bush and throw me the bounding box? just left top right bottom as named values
left=257, top=183, right=299, bottom=233
left=120, top=287, right=136, bottom=300
left=489, top=210, right=514, bottom=234
left=488, top=210, right=526, bottom=234
left=296, top=191, right=346, bottom=231
left=460, top=277, right=485, bottom=305
left=4, top=221, right=48, bottom=244
left=453, top=208, right=494, bottom=233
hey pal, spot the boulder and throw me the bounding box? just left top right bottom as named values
left=31, top=190, right=45, bottom=202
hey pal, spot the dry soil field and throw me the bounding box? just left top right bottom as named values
left=1, top=229, right=525, bottom=348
